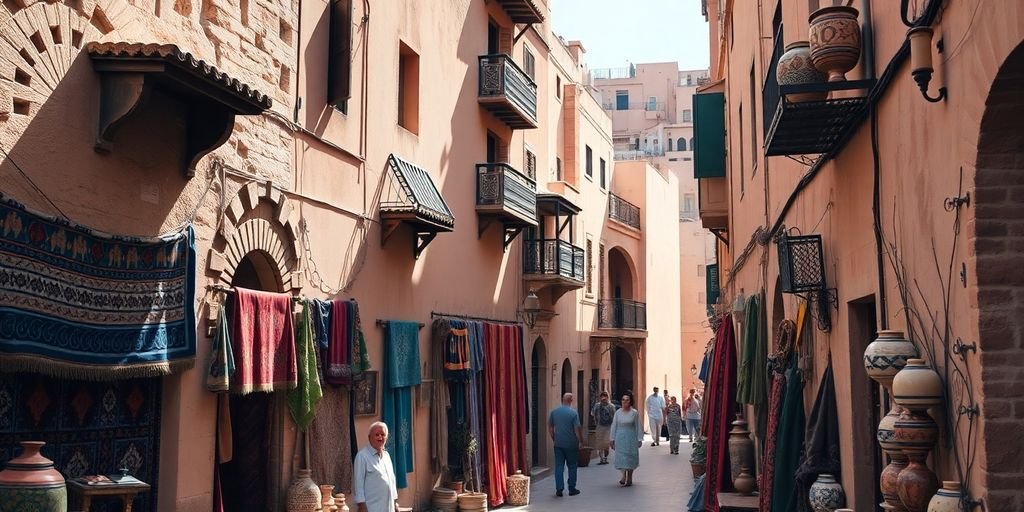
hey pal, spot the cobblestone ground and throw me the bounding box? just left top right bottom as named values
left=505, top=433, right=698, bottom=511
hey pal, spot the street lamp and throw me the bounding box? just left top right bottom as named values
left=522, top=289, right=541, bottom=329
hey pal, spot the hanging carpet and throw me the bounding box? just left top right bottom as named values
left=0, top=196, right=196, bottom=379
left=229, top=288, right=296, bottom=393
left=309, top=383, right=353, bottom=494
left=771, top=364, right=806, bottom=512
left=483, top=322, right=527, bottom=507
left=382, top=320, right=422, bottom=489
left=703, top=315, right=738, bottom=512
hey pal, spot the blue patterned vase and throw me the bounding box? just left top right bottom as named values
left=0, top=442, right=67, bottom=512
left=809, top=473, right=845, bottom=512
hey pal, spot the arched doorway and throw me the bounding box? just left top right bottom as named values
left=561, top=358, right=573, bottom=396
left=608, top=248, right=636, bottom=300
left=222, top=250, right=286, bottom=512
left=974, top=41, right=1024, bottom=504
left=531, top=338, right=548, bottom=467
left=611, top=345, right=634, bottom=402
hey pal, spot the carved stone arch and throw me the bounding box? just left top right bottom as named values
left=206, top=180, right=303, bottom=293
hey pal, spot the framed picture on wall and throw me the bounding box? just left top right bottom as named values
left=354, top=371, right=378, bottom=416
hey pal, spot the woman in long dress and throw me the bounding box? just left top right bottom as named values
left=609, top=392, right=643, bottom=486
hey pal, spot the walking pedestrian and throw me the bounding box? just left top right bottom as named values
left=590, top=391, right=617, bottom=464
left=665, top=396, right=683, bottom=454
left=684, top=388, right=702, bottom=442
left=610, top=392, right=643, bottom=486
left=662, top=389, right=671, bottom=441
left=645, top=387, right=665, bottom=446
left=548, top=393, right=583, bottom=497
left=352, top=422, right=400, bottom=512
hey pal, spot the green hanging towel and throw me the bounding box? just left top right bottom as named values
left=289, top=300, right=323, bottom=430
left=350, top=300, right=371, bottom=374
left=206, top=302, right=235, bottom=392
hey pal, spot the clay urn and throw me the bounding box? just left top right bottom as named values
left=864, top=330, right=918, bottom=390
left=777, top=41, right=828, bottom=102
left=809, top=6, right=862, bottom=82
left=734, top=465, right=756, bottom=496
left=285, top=469, right=322, bottom=512
left=727, top=413, right=755, bottom=483
left=927, top=481, right=963, bottom=512
left=892, top=359, right=943, bottom=411
left=0, top=441, right=67, bottom=512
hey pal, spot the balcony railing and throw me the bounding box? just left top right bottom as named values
left=478, top=54, right=538, bottom=129
left=608, top=193, right=641, bottom=229
left=598, top=299, right=647, bottom=330
left=476, top=163, right=537, bottom=224
left=524, top=239, right=585, bottom=282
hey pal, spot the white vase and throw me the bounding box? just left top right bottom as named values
left=808, top=473, right=845, bottom=512
left=863, top=330, right=918, bottom=390
left=927, top=481, right=962, bottom=512
left=892, top=358, right=943, bottom=411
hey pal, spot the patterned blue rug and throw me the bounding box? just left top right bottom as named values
left=0, top=194, right=196, bottom=379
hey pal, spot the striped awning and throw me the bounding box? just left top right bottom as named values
left=382, top=154, right=455, bottom=230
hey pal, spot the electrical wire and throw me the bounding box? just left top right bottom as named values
left=0, top=143, right=69, bottom=220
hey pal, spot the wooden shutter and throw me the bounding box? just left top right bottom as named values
left=328, top=0, right=353, bottom=105
left=525, top=149, right=537, bottom=180
left=694, top=92, right=727, bottom=178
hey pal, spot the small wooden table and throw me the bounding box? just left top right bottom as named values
left=68, top=477, right=151, bottom=512
left=718, top=491, right=759, bottom=511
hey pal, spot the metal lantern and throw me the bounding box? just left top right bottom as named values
left=777, top=232, right=826, bottom=293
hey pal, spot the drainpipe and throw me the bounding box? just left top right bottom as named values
left=860, top=0, right=875, bottom=79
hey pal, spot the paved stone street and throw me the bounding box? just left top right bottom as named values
left=506, top=434, right=698, bottom=511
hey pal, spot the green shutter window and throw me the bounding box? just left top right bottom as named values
left=706, top=263, right=720, bottom=307
left=694, top=92, right=726, bottom=178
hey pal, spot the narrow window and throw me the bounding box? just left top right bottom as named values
left=598, top=243, right=605, bottom=298
left=678, top=137, right=687, bottom=151
left=682, top=109, right=692, bottom=123
left=398, top=41, right=419, bottom=133
left=697, top=263, right=705, bottom=277
left=749, top=64, right=758, bottom=174
left=667, top=138, right=674, bottom=152
left=586, top=239, right=593, bottom=295
left=585, top=145, right=593, bottom=178
left=739, top=105, right=745, bottom=196
left=616, top=90, right=628, bottom=110
left=525, top=148, right=537, bottom=180
left=328, top=0, right=353, bottom=110
left=556, top=157, right=563, bottom=181
left=647, top=96, right=657, bottom=111
left=599, top=158, right=606, bottom=189
left=556, top=75, right=562, bottom=99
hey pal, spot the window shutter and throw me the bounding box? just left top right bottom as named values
left=525, top=150, right=537, bottom=180
left=328, top=0, right=353, bottom=105
left=694, top=92, right=727, bottom=178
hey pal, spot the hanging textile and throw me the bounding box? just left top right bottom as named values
left=771, top=364, right=806, bottom=512
left=758, top=365, right=787, bottom=511
left=0, top=195, right=197, bottom=379
left=465, top=321, right=486, bottom=491
left=428, top=319, right=452, bottom=474
left=325, top=300, right=370, bottom=386
left=736, top=292, right=768, bottom=408
left=444, top=324, right=472, bottom=379
left=794, top=358, right=842, bottom=512
left=349, top=301, right=371, bottom=375
left=698, top=346, right=711, bottom=383
left=309, top=383, right=354, bottom=493
left=207, top=302, right=235, bottom=392
left=311, top=299, right=332, bottom=351
left=382, top=320, right=422, bottom=489
left=703, top=315, right=738, bottom=512
left=288, top=301, right=323, bottom=429
left=687, top=474, right=707, bottom=512
left=230, top=288, right=297, bottom=393
left=483, top=322, right=528, bottom=507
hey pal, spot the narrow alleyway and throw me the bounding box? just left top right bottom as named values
left=506, top=434, right=698, bottom=511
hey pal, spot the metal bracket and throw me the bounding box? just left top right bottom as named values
left=414, top=232, right=437, bottom=260
left=944, top=191, right=970, bottom=211
left=953, top=337, right=977, bottom=361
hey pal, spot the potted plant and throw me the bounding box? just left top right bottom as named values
left=690, top=436, right=707, bottom=478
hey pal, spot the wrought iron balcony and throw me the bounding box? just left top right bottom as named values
left=608, top=193, right=641, bottom=230
left=478, top=54, right=538, bottom=129
left=524, top=239, right=584, bottom=283
left=598, top=299, right=647, bottom=330
left=476, top=163, right=538, bottom=247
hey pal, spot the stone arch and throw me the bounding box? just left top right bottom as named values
left=677, top=137, right=687, bottom=152
left=561, top=358, right=573, bottom=395
left=207, top=180, right=302, bottom=293
left=530, top=337, right=548, bottom=466
left=607, top=246, right=638, bottom=299
left=973, top=40, right=1024, bottom=508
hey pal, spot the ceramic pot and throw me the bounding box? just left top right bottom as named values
left=450, top=480, right=465, bottom=494
left=927, top=481, right=962, bottom=512
left=897, top=459, right=939, bottom=512
left=892, top=359, right=943, bottom=411
left=864, top=331, right=918, bottom=390
left=776, top=41, right=828, bottom=102
left=335, top=494, right=350, bottom=512
left=809, top=6, right=862, bottom=82
left=286, top=469, right=322, bottom=512
left=320, top=484, right=335, bottom=510
left=691, top=463, right=706, bottom=478
left=0, top=441, right=67, bottom=512
left=506, top=470, right=530, bottom=506
left=880, top=455, right=909, bottom=511
left=727, top=414, right=755, bottom=483
left=808, top=473, right=846, bottom=512
left=892, top=409, right=939, bottom=457
left=734, top=465, right=756, bottom=496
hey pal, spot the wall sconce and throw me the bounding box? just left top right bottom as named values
left=908, top=27, right=947, bottom=103
left=690, top=364, right=698, bottom=377
left=522, top=289, right=541, bottom=329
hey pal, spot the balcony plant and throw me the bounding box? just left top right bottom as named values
left=690, top=436, right=707, bottom=478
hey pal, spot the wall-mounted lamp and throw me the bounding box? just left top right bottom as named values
left=690, top=364, right=698, bottom=377
left=522, top=289, right=541, bottom=329
left=908, top=27, right=947, bottom=103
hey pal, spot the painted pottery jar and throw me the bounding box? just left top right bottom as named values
left=320, top=484, right=336, bottom=511
left=286, top=469, right=322, bottom=512
left=335, top=493, right=351, bottom=512
left=727, top=414, right=755, bottom=483
left=0, top=442, right=67, bottom=512
left=506, top=470, right=530, bottom=506
left=892, top=359, right=943, bottom=411
left=892, top=409, right=939, bottom=457
left=734, top=465, right=756, bottom=496
left=808, top=473, right=846, bottom=512
left=776, top=41, right=828, bottom=102
left=927, top=481, right=963, bottom=512
left=864, top=330, right=918, bottom=390
left=897, top=459, right=939, bottom=512
left=880, top=455, right=909, bottom=511
left=808, top=6, right=862, bottom=82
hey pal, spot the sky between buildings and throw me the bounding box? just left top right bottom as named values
left=551, top=0, right=711, bottom=72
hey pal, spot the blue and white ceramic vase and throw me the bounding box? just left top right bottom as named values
left=809, top=473, right=846, bottom=512
left=0, top=441, right=67, bottom=512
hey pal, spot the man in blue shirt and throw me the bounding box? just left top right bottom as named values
left=548, top=392, right=584, bottom=497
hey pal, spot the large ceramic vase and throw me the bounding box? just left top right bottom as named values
left=892, top=359, right=942, bottom=512
left=927, top=481, right=962, bottom=512
left=776, top=41, right=828, bottom=102
left=0, top=441, right=67, bottom=512
left=808, top=6, right=862, bottom=82
left=727, top=414, right=755, bottom=483
left=506, top=470, right=530, bottom=506
left=734, top=465, right=756, bottom=496
left=865, top=330, right=918, bottom=512
left=808, top=473, right=846, bottom=512
left=892, top=359, right=942, bottom=410
left=286, top=469, right=322, bottom=512
left=880, top=456, right=909, bottom=511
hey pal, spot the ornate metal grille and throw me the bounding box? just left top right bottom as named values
left=777, top=232, right=826, bottom=293
left=598, top=299, right=647, bottom=330
left=608, top=193, right=641, bottom=229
